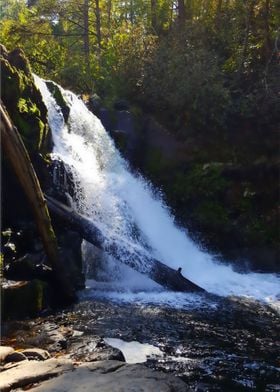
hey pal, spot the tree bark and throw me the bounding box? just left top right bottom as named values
left=46, top=195, right=205, bottom=293
left=0, top=103, right=76, bottom=304
left=185, top=0, right=192, bottom=20
left=178, top=0, right=186, bottom=27
left=107, top=0, right=112, bottom=29
left=151, top=0, right=157, bottom=31
left=263, top=0, right=272, bottom=62
left=83, top=0, right=90, bottom=69
left=215, top=0, right=223, bottom=27
left=95, top=0, right=102, bottom=53
left=239, top=0, right=256, bottom=74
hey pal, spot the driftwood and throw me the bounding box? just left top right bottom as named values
left=46, top=195, right=205, bottom=293
left=0, top=103, right=75, bottom=303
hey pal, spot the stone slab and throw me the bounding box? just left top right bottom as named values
left=0, top=358, right=73, bottom=392
left=30, top=360, right=188, bottom=391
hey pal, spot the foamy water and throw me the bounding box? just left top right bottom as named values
left=35, top=75, right=279, bottom=306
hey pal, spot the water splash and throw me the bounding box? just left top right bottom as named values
left=34, top=75, right=279, bottom=304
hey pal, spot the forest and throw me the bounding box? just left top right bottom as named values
left=1, top=0, right=279, bottom=129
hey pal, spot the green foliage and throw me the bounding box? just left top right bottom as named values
left=1, top=0, right=278, bottom=128
left=97, top=23, right=157, bottom=104
left=173, top=164, right=229, bottom=202
left=141, top=32, right=230, bottom=133
left=195, top=201, right=230, bottom=228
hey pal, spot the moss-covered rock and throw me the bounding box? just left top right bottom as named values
left=0, top=45, right=52, bottom=155
left=45, top=81, right=70, bottom=122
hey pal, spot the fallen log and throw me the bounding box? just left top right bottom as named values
left=45, top=195, right=205, bottom=293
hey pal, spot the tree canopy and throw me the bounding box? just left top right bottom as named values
left=1, top=0, right=279, bottom=134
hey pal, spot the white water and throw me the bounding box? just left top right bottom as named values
left=35, top=75, right=279, bottom=306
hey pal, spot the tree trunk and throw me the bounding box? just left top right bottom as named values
left=83, top=0, right=90, bottom=69
left=263, top=0, right=272, bottom=62
left=178, top=0, right=186, bottom=27
left=95, top=0, right=102, bottom=53
left=239, top=0, right=255, bottom=74
left=0, top=103, right=75, bottom=304
left=185, top=0, right=192, bottom=20
left=46, top=195, right=205, bottom=293
left=107, top=0, right=112, bottom=29
left=215, top=0, right=223, bottom=27
left=130, top=0, right=134, bottom=23
left=151, top=0, right=157, bottom=31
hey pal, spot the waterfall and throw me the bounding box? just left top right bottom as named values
left=34, top=75, right=279, bottom=303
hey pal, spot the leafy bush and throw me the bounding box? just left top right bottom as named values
left=140, top=29, right=230, bottom=134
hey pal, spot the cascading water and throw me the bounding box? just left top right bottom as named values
left=34, top=75, right=279, bottom=305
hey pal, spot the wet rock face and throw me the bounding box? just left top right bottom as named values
left=56, top=230, right=85, bottom=291
left=45, top=81, right=70, bottom=122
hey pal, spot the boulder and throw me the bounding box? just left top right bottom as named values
left=1, top=48, right=51, bottom=155
left=69, top=338, right=125, bottom=362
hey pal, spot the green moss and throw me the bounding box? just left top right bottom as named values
left=1, top=52, right=51, bottom=155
